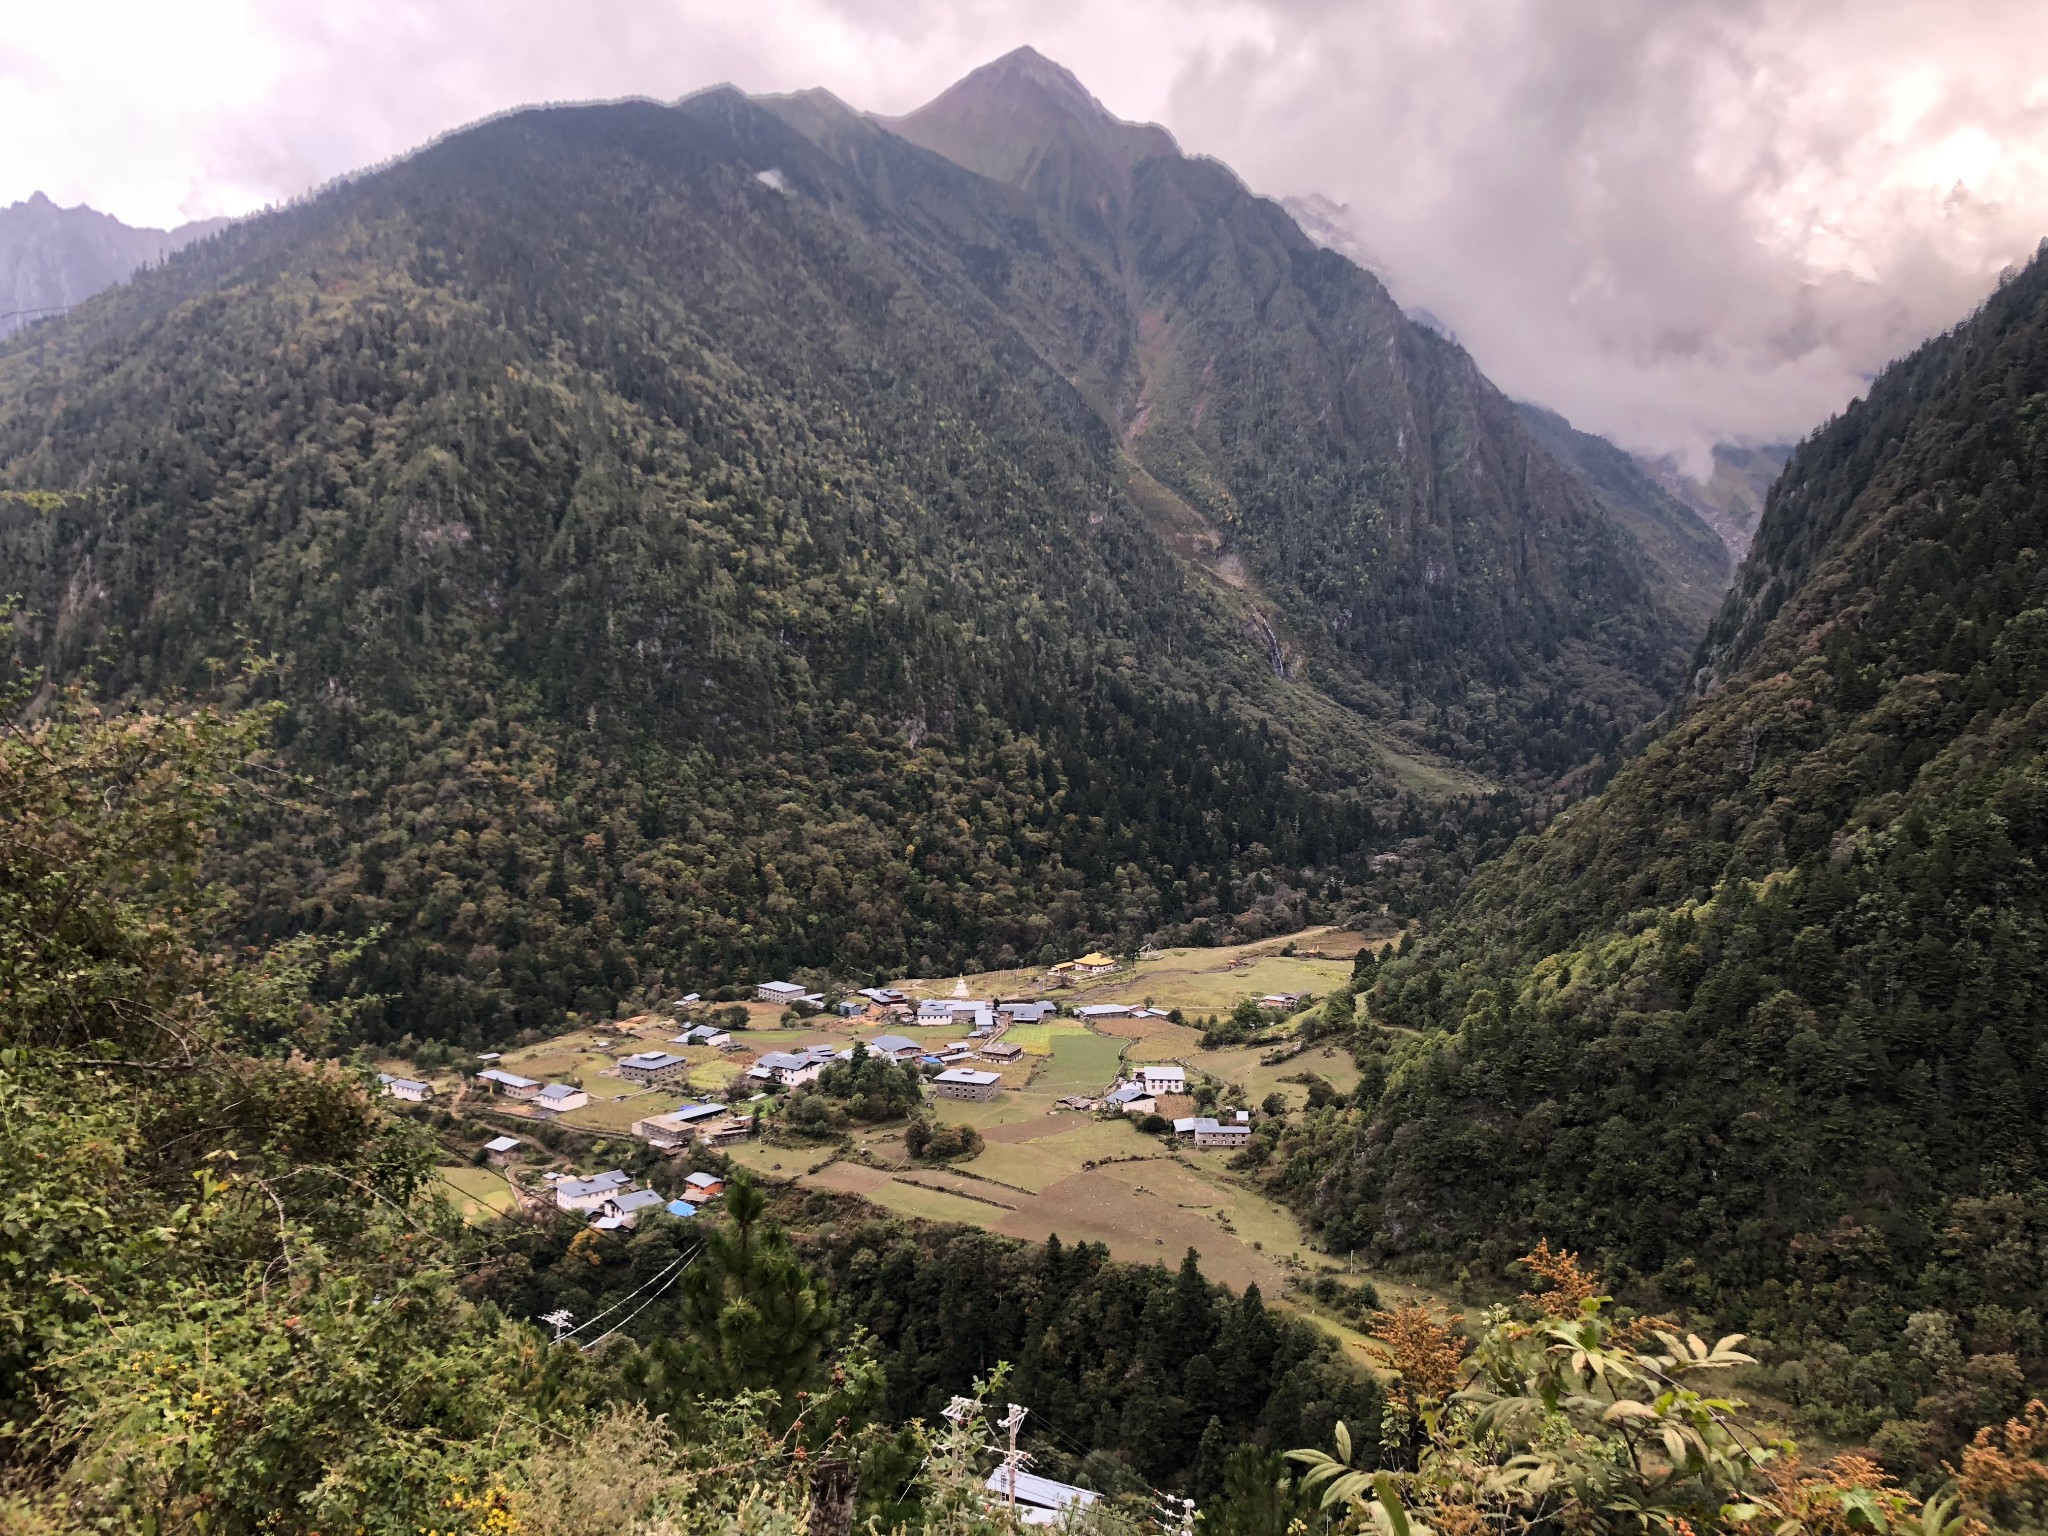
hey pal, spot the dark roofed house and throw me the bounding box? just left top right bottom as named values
left=673, top=1024, right=732, bottom=1047
left=748, top=1051, right=823, bottom=1087
left=932, top=1068, right=1002, bottom=1102
left=596, top=1187, right=666, bottom=1229
left=1075, top=1003, right=1131, bottom=1020
left=476, top=1068, right=541, bottom=1100
left=617, top=1051, right=690, bottom=1086
left=632, top=1102, right=729, bottom=1147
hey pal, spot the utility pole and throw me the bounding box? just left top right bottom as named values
left=540, top=1309, right=576, bottom=1342
left=997, top=1402, right=1030, bottom=1522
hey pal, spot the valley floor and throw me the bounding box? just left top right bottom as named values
left=414, top=925, right=1450, bottom=1373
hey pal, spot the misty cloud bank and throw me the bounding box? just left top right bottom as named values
left=6, top=0, right=2044, bottom=464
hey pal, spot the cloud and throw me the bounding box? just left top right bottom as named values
left=1159, top=0, right=2048, bottom=466
left=5, top=0, right=2044, bottom=462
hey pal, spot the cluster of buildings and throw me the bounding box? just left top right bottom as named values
left=1099, top=1063, right=1187, bottom=1113
left=548, top=1166, right=726, bottom=1231
left=475, top=1066, right=595, bottom=1116
left=1089, top=1063, right=1255, bottom=1148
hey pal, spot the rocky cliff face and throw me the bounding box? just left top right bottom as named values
left=0, top=193, right=226, bottom=337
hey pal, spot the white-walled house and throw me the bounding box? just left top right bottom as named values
left=1137, top=1064, right=1186, bottom=1095
left=476, top=1068, right=541, bottom=1100
left=747, top=1051, right=823, bottom=1087
left=554, top=1170, right=631, bottom=1212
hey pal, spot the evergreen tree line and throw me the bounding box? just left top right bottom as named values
left=1255, top=246, right=2048, bottom=1476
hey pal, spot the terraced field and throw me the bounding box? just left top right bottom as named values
left=775, top=1076, right=1328, bottom=1293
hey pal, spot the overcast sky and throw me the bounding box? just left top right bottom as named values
left=7, top=0, right=2045, bottom=467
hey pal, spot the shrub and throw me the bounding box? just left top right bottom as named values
left=906, top=1120, right=984, bottom=1161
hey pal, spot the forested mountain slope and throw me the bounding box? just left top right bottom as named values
left=0, top=58, right=1702, bottom=1048
left=858, top=48, right=1702, bottom=779
left=0, top=93, right=1386, bottom=1043
left=1281, top=249, right=2048, bottom=1461
left=1514, top=402, right=1731, bottom=631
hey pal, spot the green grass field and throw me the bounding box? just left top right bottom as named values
left=494, top=1048, right=618, bottom=1085
left=953, top=1139, right=1084, bottom=1193
left=1188, top=1042, right=1361, bottom=1108
left=556, top=1092, right=671, bottom=1132
left=862, top=1178, right=1012, bottom=1226
left=998, top=1021, right=1091, bottom=1055
left=434, top=1164, right=517, bottom=1221
left=1032, top=1033, right=1127, bottom=1095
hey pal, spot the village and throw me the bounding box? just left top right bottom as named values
left=377, top=929, right=1383, bottom=1319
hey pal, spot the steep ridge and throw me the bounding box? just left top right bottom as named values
left=1281, top=184, right=1789, bottom=567
left=839, top=49, right=1704, bottom=783
left=1281, top=250, right=2048, bottom=1457
left=0, top=192, right=226, bottom=336
left=0, top=56, right=1709, bottom=1047
left=0, top=92, right=1404, bottom=1042
left=1514, top=402, right=1732, bottom=632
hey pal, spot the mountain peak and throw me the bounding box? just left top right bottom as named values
left=884, top=47, right=1177, bottom=191
left=970, top=45, right=1104, bottom=118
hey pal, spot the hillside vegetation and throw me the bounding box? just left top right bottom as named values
left=1274, top=248, right=2048, bottom=1471
left=9, top=680, right=2014, bottom=1533
left=866, top=48, right=1707, bottom=778
left=0, top=63, right=1709, bottom=1048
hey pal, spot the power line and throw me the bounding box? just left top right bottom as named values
left=555, top=1248, right=695, bottom=1342
left=0, top=303, right=74, bottom=323
left=579, top=1248, right=700, bottom=1351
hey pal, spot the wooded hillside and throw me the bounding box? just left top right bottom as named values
left=1278, top=247, right=2048, bottom=1469
left=0, top=75, right=1709, bottom=1047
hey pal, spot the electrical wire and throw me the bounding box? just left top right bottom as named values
left=579, top=1248, right=701, bottom=1350
left=552, top=1247, right=696, bottom=1341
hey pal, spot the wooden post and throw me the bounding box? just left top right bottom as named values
left=809, top=1457, right=857, bottom=1536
